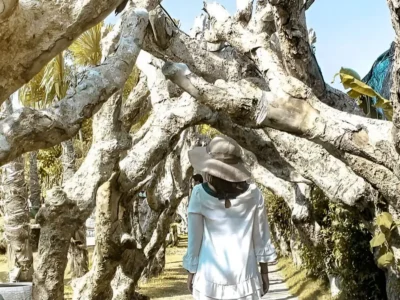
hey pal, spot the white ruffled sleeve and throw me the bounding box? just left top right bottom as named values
left=183, top=185, right=204, bottom=274
left=253, top=190, right=277, bottom=263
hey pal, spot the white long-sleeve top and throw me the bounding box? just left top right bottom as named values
left=183, top=183, right=277, bottom=300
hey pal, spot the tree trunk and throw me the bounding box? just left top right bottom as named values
left=69, top=227, right=89, bottom=279
left=0, top=0, right=128, bottom=102
left=61, top=139, right=90, bottom=279
left=33, top=87, right=132, bottom=299
left=28, top=151, right=41, bottom=216
left=28, top=151, right=41, bottom=252
left=61, top=140, right=76, bottom=184
left=1, top=99, right=33, bottom=282
left=33, top=187, right=83, bottom=300
left=141, top=243, right=166, bottom=282
left=72, top=173, right=126, bottom=300
left=2, top=156, right=33, bottom=282
left=112, top=130, right=195, bottom=299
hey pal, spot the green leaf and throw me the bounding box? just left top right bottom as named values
left=370, top=232, right=386, bottom=248
left=69, top=22, right=103, bottom=66
left=347, top=89, right=362, bottom=99
left=339, top=67, right=361, bottom=80
left=376, top=212, right=393, bottom=230
left=335, top=67, right=393, bottom=120
left=377, top=251, right=394, bottom=268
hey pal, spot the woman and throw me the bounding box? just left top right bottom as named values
left=183, top=136, right=277, bottom=300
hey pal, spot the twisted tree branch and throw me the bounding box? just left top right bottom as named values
left=0, top=9, right=148, bottom=166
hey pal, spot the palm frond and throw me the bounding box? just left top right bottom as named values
left=70, top=22, right=103, bottom=66
left=19, top=68, right=46, bottom=108
left=41, top=53, right=69, bottom=102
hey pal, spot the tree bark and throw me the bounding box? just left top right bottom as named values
left=142, top=13, right=259, bottom=83
left=0, top=0, right=129, bottom=102
left=1, top=99, right=33, bottom=282
left=33, top=87, right=130, bottom=300
left=141, top=243, right=166, bottom=282
left=61, top=140, right=76, bottom=184
left=60, top=139, right=90, bottom=280
left=0, top=8, right=149, bottom=166
left=2, top=155, right=33, bottom=282
left=387, top=0, right=400, bottom=155
left=28, top=151, right=41, bottom=215
left=270, top=0, right=325, bottom=97
left=384, top=2, right=400, bottom=296
left=118, top=53, right=216, bottom=192
left=72, top=173, right=127, bottom=300
left=112, top=130, right=195, bottom=299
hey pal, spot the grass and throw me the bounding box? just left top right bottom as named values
left=277, top=256, right=333, bottom=300
left=0, top=231, right=332, bottom=300
left=0, top=247, right=94, bottom=300
left=137, top=239, right=190, bottom=300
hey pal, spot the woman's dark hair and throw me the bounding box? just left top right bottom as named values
left=192, top=174, right=204, bottom=183
left=205, top=173, right=249, bottom=202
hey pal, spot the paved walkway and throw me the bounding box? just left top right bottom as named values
left=262, top=263, right=298, bottom=300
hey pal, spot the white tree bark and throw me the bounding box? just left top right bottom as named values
left=112, top=129, right=195, bottom=300
left=72, top=173, right=133, bottom=300
left=120, top=75, right=150, bottom=132
left=1, top=99, right=33, bottom=282
left=2, top=157, right=33, bottom=282
left=0, top=8, right=149, bottom=166
left=142, top=14, right=258, bottom=83
left=0, top=0, right=126, bottom=101
left=33, top=89, right=130, bottom=300
left=269, top=0, right=325, bottom=97
left=0, top=0, right=18, bottom=21
left=2, top=156, right=33, bottom=282
left=28, top=151, right=41, bottom=213
left=162, top=48, right=398, bottom=204
left=61, top=140, right=76, bottom=184
left=137, top=5, right=400, bottom=295
left=387, top=0, right=400, bottom=156
left=0, top=0, right=399, bottom=297
left=118, top=53, right=216, bottom=192
left=235, top=0, right=254, bottom=23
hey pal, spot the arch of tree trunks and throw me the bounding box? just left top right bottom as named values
left=1, top=0, right=400, bottom=299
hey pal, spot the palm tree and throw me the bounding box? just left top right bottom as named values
left=69, top=22, right=103, bottom=67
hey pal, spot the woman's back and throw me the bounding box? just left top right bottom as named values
left=184, top=135, right=276, bottom=300
left=184, top=183, right=276, bottom=299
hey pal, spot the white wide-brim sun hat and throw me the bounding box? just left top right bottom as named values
left=188, top=136, right=251, bottom=183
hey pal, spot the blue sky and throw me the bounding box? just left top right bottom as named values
left=106, top=0, right=394, bottom=89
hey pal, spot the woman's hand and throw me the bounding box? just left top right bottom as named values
left=261, top=273, right=270, bottom=295
left=187, top=272, right=195, bottom=293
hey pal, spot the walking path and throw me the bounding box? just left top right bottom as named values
left=139, top=245, right=298, bottom=300
left=262, top=263, right=298, bottom=300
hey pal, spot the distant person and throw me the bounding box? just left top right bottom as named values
left=189, top=174, right=204, bottom=200
left=183, top=136, right=276, bottom=300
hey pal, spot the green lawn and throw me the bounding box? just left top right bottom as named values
left=137, top=237, right=190, bottom=300
left=0, top=232, right=332, bottom=300
left=277, top=256, right=333, bottom=300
